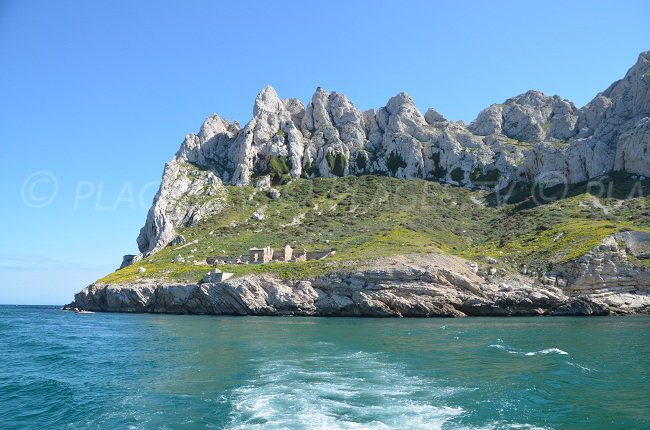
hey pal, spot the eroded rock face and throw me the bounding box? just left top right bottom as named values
left=615, top=117, right=650, bottom=176
left=470, top=90, right=579, bottom=142
left=71, top=253, right=650, bottom=316
left=163, top=51, right=649, bottom=187
left=555, top=236, right=650, bottom=294
left=136, top=160, right=227, bottom=256
left=131, top=52, right=650, bottom=263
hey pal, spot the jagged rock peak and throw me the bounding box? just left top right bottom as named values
left=253, top=85, right=284, bottom=116
left=469, top=89, right=578, bottom=141
left=424, top=108, right=446, bottom=124
left=387, top=91, right=412, bottom=107
left=385, top=92, right=421, bottom=116
left=507, top=89, right=552, bottom=105
left=602, top=50, right=650, bottom=119
left=198, top=114, right=233, bottom=141
left=128, top=52, right=650, bottom=263
left=283, top=98, right=305, bottom=126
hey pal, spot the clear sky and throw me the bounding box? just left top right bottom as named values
left=1, top=0, right=648, bottom=304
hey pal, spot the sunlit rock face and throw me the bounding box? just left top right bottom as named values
left=133, top=52, right=650, bottom=257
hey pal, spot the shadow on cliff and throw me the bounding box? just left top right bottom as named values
left=485, top=172, right=650, bottom=211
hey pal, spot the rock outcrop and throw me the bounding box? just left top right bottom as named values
left=556, top=234, right=650, bottom=294
left=71, top=53, right=650, bottom=317
left=129, top=52, right=650, bottom=262
left=70, top=253, right=650, bottom=317
left=135, top=160, right=228, bottom=257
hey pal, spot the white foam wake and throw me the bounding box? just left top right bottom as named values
left=489, top=344, right=569, bottom=357
left=224, top=350, right=464, bottom=430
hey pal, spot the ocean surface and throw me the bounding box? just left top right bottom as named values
left=1, top=306, right=648, bottom=430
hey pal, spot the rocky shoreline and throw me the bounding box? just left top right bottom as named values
left=67, top=52, right=650, bottom=316
left=68, top=254, right=650, bottom=317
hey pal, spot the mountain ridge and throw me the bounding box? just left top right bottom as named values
left=67, top=52, right=650, bottom=316
left=135, top=52, right=650, bottom=259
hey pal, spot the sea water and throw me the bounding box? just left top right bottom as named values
left=0, top=306, right=648, bottom=429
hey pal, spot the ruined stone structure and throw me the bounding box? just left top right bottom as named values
left=273, top=244, right=294, bottom=262
left=202, top=269, right=233, bottom=283
left=206, top=245, right=333, bottom=266
left=249, top=246, right=273, bottom=264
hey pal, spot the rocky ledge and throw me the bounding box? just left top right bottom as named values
left=69, top=253, right=650, bottom=317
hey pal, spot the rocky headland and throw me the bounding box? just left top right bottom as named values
left=68, top=52, right=650, bottom=316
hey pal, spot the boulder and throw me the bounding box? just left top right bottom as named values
left=268, top=188, right=280, bottom=200
left=254, top=175, right=271, bottom=191
left=252, top=209, right=265, bottom=221
left=170, top=235, right=186, bottom=246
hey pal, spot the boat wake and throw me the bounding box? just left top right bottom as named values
left=225, top=350, right=464, bottom=429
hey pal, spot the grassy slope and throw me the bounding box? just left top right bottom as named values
left=99, top=173, right=650, bottom=284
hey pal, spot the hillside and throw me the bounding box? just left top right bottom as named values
left=68, top=52, right=650, bottom=316
left=133, top=52, right=650, bottom=259
left=101, top=172, right=649, bottom=282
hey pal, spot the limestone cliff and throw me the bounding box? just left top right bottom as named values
left=67, top=52, right=650, bottom=317
left=134, top=52, right=650, bottom=259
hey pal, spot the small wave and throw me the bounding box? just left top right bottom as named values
left=0, top=376, right=80, bottom=429
left=566, top=361, right=595, bottom=372
left=489, top=344, right=569, bottom=357
left=524, top=348, right=569, bottom=356
left=488, top=344, right=519, bottom=354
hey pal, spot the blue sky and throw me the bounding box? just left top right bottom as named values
left=1, top=0, right=648, bottom=304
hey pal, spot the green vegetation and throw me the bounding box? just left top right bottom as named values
left=504, top=137, right=534, bottom=149
left=332, top=153, right=347, bottom=177
left=325, top=151, right=348, bottom=177
left=470, top=168, right=501, bottom=186
left=98, top=173, right=650, bottom=285
left=326, top=151, right=335, bottom=170
left=267, top=155, right=291, bottom=184
left=356, top=152, right=367, bottom=170
left=387, top=152, right=407, bottom=176
left=629, top=254, right=650, bottom=268
left=303, top=160, right=314, bottom=177
left=430, top=152, right=446, bottom=178
left=450, top=167, right=464, bottom=183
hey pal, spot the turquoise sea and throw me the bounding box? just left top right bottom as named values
left=1, top=306, right=648, bottom=429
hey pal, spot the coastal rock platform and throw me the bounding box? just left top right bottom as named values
left=69, top=254, right=650, bottom=317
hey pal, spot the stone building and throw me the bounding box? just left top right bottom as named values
left=272, top=244, right=294, bottom=262
left=249, top=246, right=273, bottom=264
left=206, top=245, right=333, bottom=266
